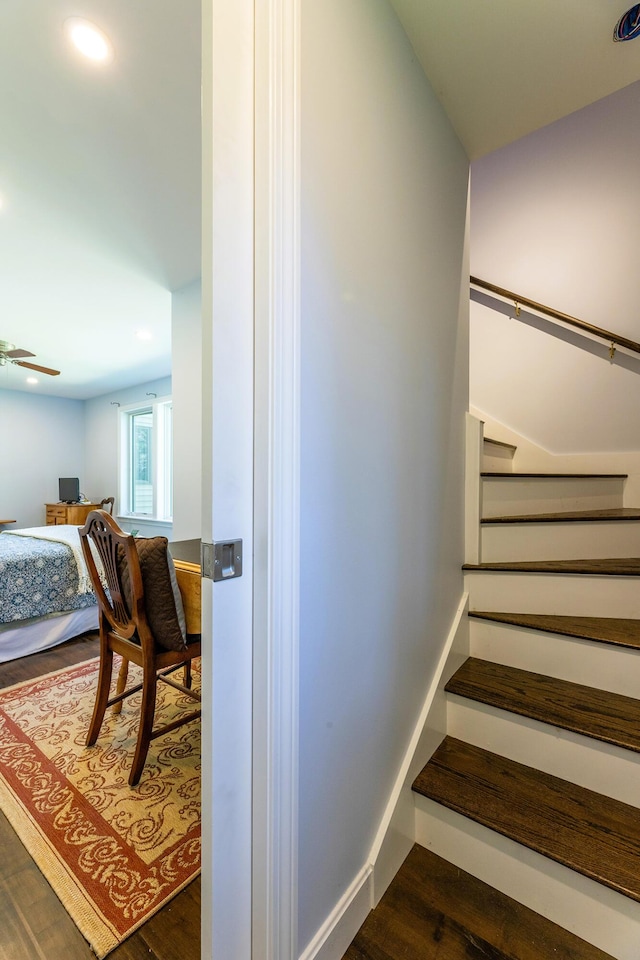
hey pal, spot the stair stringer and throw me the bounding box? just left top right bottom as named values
left=368, top=591, right=469, bottom=905
left=297, top=592, right=469, bottom=960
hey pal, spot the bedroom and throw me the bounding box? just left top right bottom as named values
left=0, top=0, right=202, bottom=640
left=0, top=2, right=203, bottom=957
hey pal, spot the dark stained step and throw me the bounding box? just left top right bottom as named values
left=482, top=472, right=627, bottom=478
left=463, top=558, right=640, bottom=575
left=484, top=436, right=517, bottom=452
left=481, top=508, right=640, bottom=524
left=343, top=844, right=613, bottom=960
left=413, top=737, right=640, bottom=903
left=469, top=611, right=640, bottom=650
left=446, top=658, right=640, bottom=753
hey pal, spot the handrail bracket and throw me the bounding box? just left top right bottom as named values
left=470, top=276, right=640, bottom=358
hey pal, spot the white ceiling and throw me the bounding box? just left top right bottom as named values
left=3, top=1, right=640, bottom=400
left=389, top=0, right=640, bottom=159
left=0, top=0, right=200, bottom=400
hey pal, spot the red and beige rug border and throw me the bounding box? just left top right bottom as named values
left=0, top=655, right=201, bottom=958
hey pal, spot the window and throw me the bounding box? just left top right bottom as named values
left=119, top=397, right=173, bottom=521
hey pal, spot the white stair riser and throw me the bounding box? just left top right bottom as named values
left=414, top=798, right=640, bottom=960
left=481, top=520, right=640, bottom=562
left=470, top=619, right=640, bottom=698
left=466, top=571, right=640, bottom=618
left=482, top=477, right=624, bottom=518
left=447, top=696, right=640, bottom=809
left=483, top=454, right=513, bottom=472
left=482, top=441, right=515, bottom=473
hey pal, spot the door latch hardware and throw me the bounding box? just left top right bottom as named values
left=201, top=541, right=215, bottom=580
left=201, top=539, right=243, bottom=582
left=213, top=539, right=243, bottom=581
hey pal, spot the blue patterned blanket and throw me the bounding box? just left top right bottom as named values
left=0, top=531, right=96, bottom=624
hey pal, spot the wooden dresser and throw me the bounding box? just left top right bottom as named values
left=45, top=503, right=102, bottom=526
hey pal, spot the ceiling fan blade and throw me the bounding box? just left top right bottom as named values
left=14, top=360, right=61, bottom=376
left=5, top=348, right=35, bottom=359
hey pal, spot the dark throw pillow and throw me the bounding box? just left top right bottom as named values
left=117, top=536, right=187, bottom=652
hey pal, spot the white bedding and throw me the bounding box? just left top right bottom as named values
left=0, top=608, right=99, bottom=663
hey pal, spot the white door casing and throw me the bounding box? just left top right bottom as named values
left=202, top=0, right=255, bottom=956
left=253, top=0, right=301, bottom=957
left=202, top=0, right=301, bottom=957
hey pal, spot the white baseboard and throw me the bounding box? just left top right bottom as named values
left=298, top=591, right=469, bottom=959
left=369, top=591, right=469, bottom=905
left=298, top=864, right=372, bottom=960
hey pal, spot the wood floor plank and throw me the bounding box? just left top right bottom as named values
left=468, top=611, right=640, bottom=649
left=446, top=657, right=640, bottom=752
left=481, top=507, right=640, bottom=524
left=0, top=632, right=99, bottom=689
left=343, top=845, right=613, bottom=960
left=0, top=635, right=201, bottom=960
left=413, top=737, right=640, bottom=902
left=134, top=881, right=201, bottom=960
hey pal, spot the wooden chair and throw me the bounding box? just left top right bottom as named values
left=79, top=509, right=201, bottom=786
left=99, top=496, right=115, bottom=515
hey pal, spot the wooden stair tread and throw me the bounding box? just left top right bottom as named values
left=481, top=507, right=640, bottom=524
left=484, top=436, right=517, bottom=452
left=413, top=737, right=640, bottom=903
left=446, top=658, right=640, bottom=753
left=469, top=611, right=640, bottom=649
left=343, top=844, right=613, bottom=960
left=481, top=472, right=627, bottom=479
left=463, top=557, right=640, bottom=575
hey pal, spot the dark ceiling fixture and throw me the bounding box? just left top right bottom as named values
left=613, top=4, right=640, bottom=41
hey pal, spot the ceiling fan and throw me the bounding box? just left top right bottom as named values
left=0, top=339, right=60, bottom=377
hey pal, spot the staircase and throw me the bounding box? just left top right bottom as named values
left=345, top=432, right=640, bottom=960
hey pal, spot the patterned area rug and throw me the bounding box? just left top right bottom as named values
left=0, top=656, right=201, bottom=958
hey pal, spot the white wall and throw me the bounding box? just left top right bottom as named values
left=83, top=375, right=171, bottom=538
left=171, top=279, right=202, bottom=540
left=298, top=0, right=469, bottom=951
left=0, top=389, right=85, bottom=528
left=470, top=79, right=640, bottom=454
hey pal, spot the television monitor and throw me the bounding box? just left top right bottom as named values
left=59, top=477, right=80, bottom=503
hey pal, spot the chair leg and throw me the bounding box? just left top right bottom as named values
left=86, top=647, right=114, bottom=747
left=129, top=669, right=157, bottom=786
left=111, top=656, right=129, bottom=715
left=183, top=661, right=192, bottom=689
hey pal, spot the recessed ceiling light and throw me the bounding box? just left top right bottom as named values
left=135, top=330, right=153, bottom=342
left=64, top=18, right=114, bottom=63
left=26, top=377, right=38, bottom=385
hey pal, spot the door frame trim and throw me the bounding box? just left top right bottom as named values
left=253, top=0, right=301, bottom=957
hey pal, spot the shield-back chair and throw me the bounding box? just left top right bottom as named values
left=79, top=509, right=201, bottom=786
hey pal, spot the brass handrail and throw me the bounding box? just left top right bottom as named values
left=470, top=276, right=640, bottom=358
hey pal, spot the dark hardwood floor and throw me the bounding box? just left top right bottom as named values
left=344, top=844, right=613, bottom=960
left=0, top=632, right=201, bottom=960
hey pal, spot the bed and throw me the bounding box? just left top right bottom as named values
left=0, top=525, right=99, bottom=663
